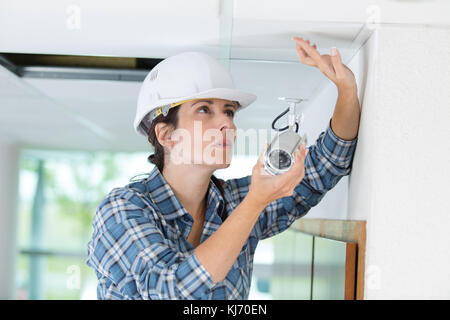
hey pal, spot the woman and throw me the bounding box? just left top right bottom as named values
left=86, top=37, right=360, bottom=300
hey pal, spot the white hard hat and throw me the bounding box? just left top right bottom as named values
left=134, top=51, right=257, bottom=137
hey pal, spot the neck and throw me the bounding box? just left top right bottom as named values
left=161, top=162, right=213, bottom=220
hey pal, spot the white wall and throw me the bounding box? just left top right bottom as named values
left=298, top=22, right=450, bottom=299
left=347, top=25, right=450, bottom=299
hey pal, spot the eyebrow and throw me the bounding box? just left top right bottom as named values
left=191, top=99, right=238, bottom=110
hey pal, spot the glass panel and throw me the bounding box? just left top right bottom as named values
left=249, top=238, right=274, bottom=300
left=16, top=253, right=97, bottom=300
left=16, top=254, right=30, bottom=300
left=251, top=229, right=313, bottom=300
left=16, top=151, right=150, bottom=299
left=231, top=19, right=366, bottom=63
left=312, top=236, right=347, bottom=300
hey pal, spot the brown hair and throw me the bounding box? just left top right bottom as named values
left=145, top=105, right=228, bottom=221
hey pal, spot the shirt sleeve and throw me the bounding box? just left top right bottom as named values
left=86, top=189, right=215, bottom=300
left=223, top=117, right=358, bottom=240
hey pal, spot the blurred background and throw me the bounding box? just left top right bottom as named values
left=1, top=0, right=449, bottom=300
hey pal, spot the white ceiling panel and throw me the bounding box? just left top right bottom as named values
left=234, top=0, right=450, bottom=25
left=0, top=0, right=222, bottom=58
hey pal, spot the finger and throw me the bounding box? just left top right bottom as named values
left=294, top=37, right=331, bottom=73
left=277, top=144, right=306, bottom=182
left=291, top=144, right=307, bottom=175
left=257, top=142, right=269, bottom=167
left=296, top=141, right=309, bottom=155
left=291, top=148, right=307, bottom=187
left=293, top=36, right=318, bottom=65
left=255, top=142, right=272, bottom=176
left=295, top=43, right=316, bottom=66
left=330, top=47, right=345, bottom=77
left=298, top=37, right=336, bottom=81
left=295, top=43, right=307, bottom=60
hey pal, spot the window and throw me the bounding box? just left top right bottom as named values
left=16, top=150, right=150, bottom=299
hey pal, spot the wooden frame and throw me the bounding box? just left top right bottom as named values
left=290, top=219, right=366, bottom=300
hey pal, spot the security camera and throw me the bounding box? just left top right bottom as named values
left=263, top=97, right=308, bottom=175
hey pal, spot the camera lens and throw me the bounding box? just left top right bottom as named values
left=269, top=149, right=291, bottom=170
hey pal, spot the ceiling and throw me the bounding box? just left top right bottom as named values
left=0, top=0, right=446, bottom=153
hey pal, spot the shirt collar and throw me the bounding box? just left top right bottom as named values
left=145, top=166, right=224, bottom=220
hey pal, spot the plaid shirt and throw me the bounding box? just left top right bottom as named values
left=86, top=118, right=358, bottom=300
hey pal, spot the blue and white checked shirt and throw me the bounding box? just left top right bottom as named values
left=86, top=118, right=358, bottom=300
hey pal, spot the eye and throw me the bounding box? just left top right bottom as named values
left=198, top=106, right=210, bottom=114
left=225, top=109, right=235, bottom=118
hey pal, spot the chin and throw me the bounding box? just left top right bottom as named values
left=206, top=158, right=232, bottom=170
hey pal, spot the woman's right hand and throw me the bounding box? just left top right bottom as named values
left=247, top=142, right=309, bottom=208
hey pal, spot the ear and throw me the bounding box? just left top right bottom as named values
left=154, top=122, right=175, bottom=148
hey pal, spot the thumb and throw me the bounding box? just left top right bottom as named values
left=330, top=47, right=344, bottom=76
left=257, top=142, right=269, bottom=166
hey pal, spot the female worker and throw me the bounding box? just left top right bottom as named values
left=86, top=37, right=360, bottom=299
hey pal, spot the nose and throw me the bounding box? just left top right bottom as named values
left=217, top=113, right=236, bottom=140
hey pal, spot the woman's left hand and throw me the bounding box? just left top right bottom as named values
left=292, top=36, right=357, bottom=92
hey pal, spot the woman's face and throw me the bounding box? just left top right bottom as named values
left=169, top=98, right=238, bottom=169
